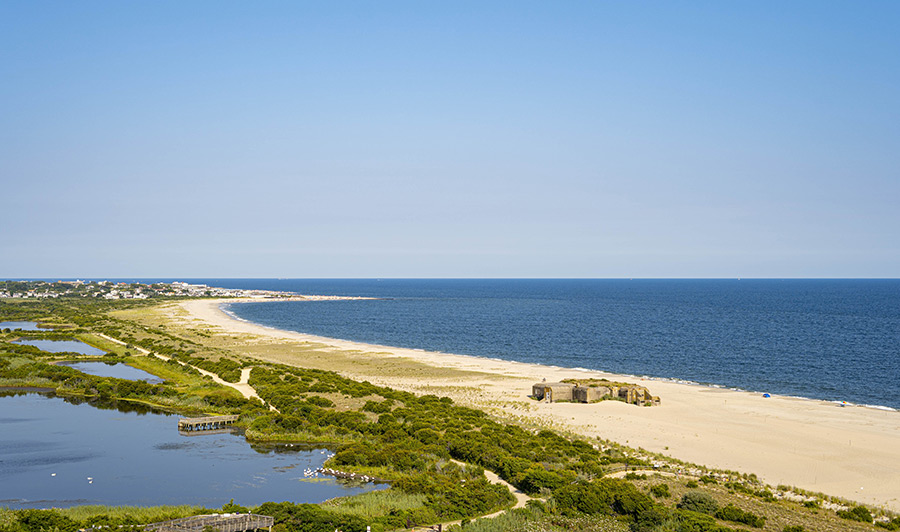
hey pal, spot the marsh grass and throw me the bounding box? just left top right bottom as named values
left=446, top=506, right=629, bottom=532
left=321, top=490, right=427, bottom=519
left=58, top=505, right=207, bottom=523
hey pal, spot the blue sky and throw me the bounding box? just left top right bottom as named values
left=2, top=1, right=898, bottom=278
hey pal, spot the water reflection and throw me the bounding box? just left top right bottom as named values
left=0, top=321, right=42, bottom=331
left=13, top=339, right=106, bottom=356
left=58, top=361, right=164, bottom=384
left=0, top=392, right=382, bottom=508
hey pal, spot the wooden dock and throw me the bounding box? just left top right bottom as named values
left=145, top=513, right=273, bottom=532
left=177, top=415, right=239, bottom=433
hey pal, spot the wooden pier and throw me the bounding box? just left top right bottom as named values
left=177, top=415, right=239, bottom=433
left=146, top=514, right=273, bottom=532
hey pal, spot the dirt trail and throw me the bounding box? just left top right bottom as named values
left=97, top=333, right=269, bottom=406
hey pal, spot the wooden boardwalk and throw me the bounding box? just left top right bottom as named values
left=177, top=415, right=239, bottom=433
left=145, top=514, right=273, bottom=532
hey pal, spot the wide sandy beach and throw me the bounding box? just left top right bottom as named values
left=173, top=299, right=900, bottom=511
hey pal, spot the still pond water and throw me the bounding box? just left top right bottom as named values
left=0, top=393, right=381, bottom=508
left=56, top=362, right=164, bottom=384
left=0, top=322, right=43, bottom=331
left=13, top=339, right=106, bottom=356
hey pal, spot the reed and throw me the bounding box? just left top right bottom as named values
left=321, top=489, right=427, bottom=518
left=57, top=505, right=207, bottom=523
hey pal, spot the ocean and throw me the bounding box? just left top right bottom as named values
left=159, top=279, right=900, bottom=409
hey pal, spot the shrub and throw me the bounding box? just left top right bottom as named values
left=632, top=506, right=669, bottom=532
left=837, top=506, right=872, bottom=523
left=716, top=504, right=765, bottom=527
left=15, top=510, right=80, bottom=532
left=649, top=484, right=670, bottom=498
left=673, top=509, right=732, bottom=532
left=876, top=517, right=900, bottom=530
left=783, top=526, right=805, bottom=532
left=306, top=396, right=334, bottom=408
left=686, top=480, right=699, bottom=488
left=677, top=491, right=718, bottom=515
left=553, top=479, right=652, bottom=518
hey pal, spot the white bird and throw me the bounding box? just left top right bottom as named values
left=51, top=473, right=56, bottom=477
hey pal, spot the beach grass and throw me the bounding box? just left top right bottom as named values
left=57, top=505, right=207, bottom=523
left=321, top=489, right=427, bottom=519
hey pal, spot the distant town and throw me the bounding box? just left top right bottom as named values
left=0, top=280, right=294, bottom=300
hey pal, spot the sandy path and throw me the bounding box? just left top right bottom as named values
left=98, top=332, right=264, bottom=403
left=171, top=299, right=900, bottom=511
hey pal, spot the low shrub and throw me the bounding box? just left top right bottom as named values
left=649, top=483, right=670, bottom=498
left=716, top=504, right=765, bottom=528
left=677, top=491, right=718, bottom=515
left=837, top=506, right=872, bottom=523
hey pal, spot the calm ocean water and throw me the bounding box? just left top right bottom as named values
left=147, top=279, right=900, bottom=409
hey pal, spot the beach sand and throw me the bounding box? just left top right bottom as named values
left=170, top=299, right=900, bottom=511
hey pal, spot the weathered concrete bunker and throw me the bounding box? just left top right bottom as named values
left=533, top=379, right=660, bottom=406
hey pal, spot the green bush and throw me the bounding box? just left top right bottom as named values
left=783, top=526, right=805, bottom=532
left=837, top=505, right=872, bottom=523
left=306, top=396, right=334, bottom=408
left=677, top=491, right=718, bottom=515
left=672, top=509, right=733, bottom=532
left=716, top=504, right=765, bottom=527
left=649, top=483, right=670, bottom=498
left=553, top=479, right=652, bottom=518
left=876, top=517, right=900, bottom=530
left=15, top=510, right=80, bottom=532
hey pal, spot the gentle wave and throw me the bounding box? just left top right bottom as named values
left=211, top=279, right=900, bottom=411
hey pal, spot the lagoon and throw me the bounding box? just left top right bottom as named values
left=0, top=321, right=42, bottom=331
left=57, top=362, right=164, bottom=384
left=0, top=393, right=381, bottom=508
left=13, top=339, right=106, bottom=356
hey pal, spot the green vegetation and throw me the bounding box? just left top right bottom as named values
left=650, top=483, right=671, bottom=499
left=677, top=491, right=718, bottom=515
left=715, top=504, right=765, bottom=528
left=838, top=506, right=874, bottom=523
left=0, top=506, right=206, bottom=532
left=447, top=502, right=630, bottom=532
left=1, top=296, right=897, bottom=532
left=877, top=517, right=900, bottom=530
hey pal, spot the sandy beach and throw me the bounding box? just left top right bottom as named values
left=168, top=298, right=900, bottom=511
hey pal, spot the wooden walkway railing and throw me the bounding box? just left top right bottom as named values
left=177, top=415, right=239, bottom=433
left=145, top=513, right=273, bottom=532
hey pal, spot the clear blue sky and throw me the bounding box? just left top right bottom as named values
left=2, top=1, right=898, bottom=278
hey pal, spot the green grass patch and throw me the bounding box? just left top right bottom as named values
left=57, top=505, right=207, bottom=523
left=321, top=489, right=427, bottom=519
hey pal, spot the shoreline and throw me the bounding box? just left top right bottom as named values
left=172, top=298, right=900, bottom=512
left=220, top=299, right=898, bottom=414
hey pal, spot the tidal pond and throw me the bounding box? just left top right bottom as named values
left=13, top=339, right=106, bottom=356
left=0, top=392, right=383, bottom=508
left=0, top=321, right=42, bottom=331
left=57, top=362, right=164, bottom=384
